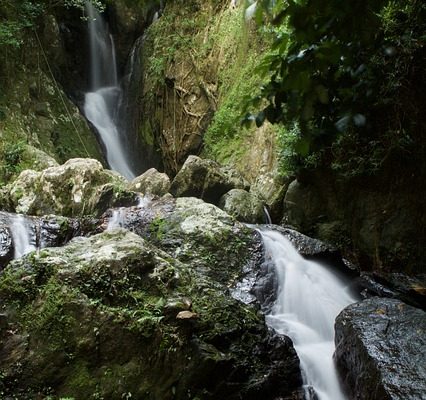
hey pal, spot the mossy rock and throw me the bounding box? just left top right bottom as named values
left=1, top=158, right=138, bottom=217
left=0, top=229, right=301, bottom=399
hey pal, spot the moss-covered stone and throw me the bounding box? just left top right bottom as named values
left=0, top=229, right=301, bottom=399
left=1, top=159, right=138, bottom=217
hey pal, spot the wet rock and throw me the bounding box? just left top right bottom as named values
left=271, top=226, right=341, bottom=262
left=358, top=272, right=426, bottom=310
left=170, top=155, right=246, bottom=205
left=0, top=226, right=13, bottom=269
left=128, top=168, right=171, bottom=196
left=2, top=158, right=136, bottom=217
left=0, top=211, right=83, bottom=269
left=335, top=297, right=426, bottom=400
left=219, top=189, right=265, bottom=223
left=0, top=229, right=302, bottom=399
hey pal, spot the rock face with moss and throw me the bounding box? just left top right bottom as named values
left=0, top=227, right=302, bottom=399
left=170, top=155, right=248, bottom=205
left=1, top=159, right=137, bottom=217
left=219, top=189, right=265, bottom=224
left=0, top=11, right=105, bottom=186
left=133, top=0, right=281, bottom=178
left=128, top=168, right=171, bottom=196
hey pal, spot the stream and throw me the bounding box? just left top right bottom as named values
left=259, top=228, right=358, bottom=400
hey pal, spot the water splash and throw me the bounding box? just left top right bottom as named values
left=259, top=229, right=357, bottom=400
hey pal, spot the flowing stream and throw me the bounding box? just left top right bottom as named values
left=84, top=1, right=135, bottom=180
left=259, top=229, right=357, bottom=400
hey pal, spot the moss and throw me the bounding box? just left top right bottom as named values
left=0, top=42, right=104, bottom=185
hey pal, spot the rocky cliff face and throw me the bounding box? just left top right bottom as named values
left=133, top=0, right=281, bottom=180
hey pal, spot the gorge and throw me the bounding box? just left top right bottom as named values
left=0, top=0, right=425, bottom=399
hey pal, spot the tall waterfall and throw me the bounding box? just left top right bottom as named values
left=84, top=1, right=136, bottom=180
left=259, top=229, right=357, bottom=400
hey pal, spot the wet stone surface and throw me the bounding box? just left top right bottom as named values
left=335, top=297, right=426, bottom=400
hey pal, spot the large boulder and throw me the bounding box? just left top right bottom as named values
left=103, top=196, right=258, bottom=286
left=2, top=158, right=138, bottom=217
left=170, top=156, right=247, bottom=205
left=127, top=168, right=171, bottom=196
left=219, top=189, right=265, bottom=223
left=282, top=179, right=327, bottom=232
left=0, top=229, right=302, bottom=399
left=335, top=297, right=426, bottom=400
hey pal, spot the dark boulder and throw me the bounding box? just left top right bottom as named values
left=0, top=226, right=13, bottom=269
left=335, top=297, right=426, bottom=400
left=358, top=272, right=426, bottom=310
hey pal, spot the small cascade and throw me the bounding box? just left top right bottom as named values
left=107, top=195, right=151, bottom=231
left=263, top=205, right=272, bottom=224
left=107, top=207, right=127, bottom=230
left=84, top=1, right=136, bottom=180
left=10, top=215, right=37, bottom=259
left=259, top=228, right=357, bottom=400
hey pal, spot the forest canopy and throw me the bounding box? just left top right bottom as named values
left=248, top=0, right=426, bottom=176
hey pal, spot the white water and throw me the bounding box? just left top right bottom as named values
left=107, top=207, right=127, bottom=230
left=10, top=215, right=36, bottom=259
left=84, top=1, right=135, bottom=180
left=259, top=229, right=357, bottom=400
left=263, top=205, right=272, bottom=224
left=107, top=195, right=151, bottom=230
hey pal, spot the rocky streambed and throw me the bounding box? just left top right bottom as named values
left=0, top=157, right=425, bottom=399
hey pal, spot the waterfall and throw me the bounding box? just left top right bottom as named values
left=263, top=205, right=272, bottom=224
left=259, top=229, right=357, bottom=400
left=84, top=1, right=136, bottom=180
left=10, top=215, right=37, bottom=259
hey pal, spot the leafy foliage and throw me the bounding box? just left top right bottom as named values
left=0, top=0, right=104, bottom=48
left=249, top=0, right=426, bottom=176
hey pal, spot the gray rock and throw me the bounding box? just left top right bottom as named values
left=219, top=188, right=265, bottom=223
left=2, top=158, right=136, bottom=217
left=335, top=297, right=426, bottom=400
left=170, top=155, right=246, bottom=205
left=250, top=172, right=290, bottom=222
left=128, top=168, right=171, bottom=196
left=271, top=226, right=338, bottom=260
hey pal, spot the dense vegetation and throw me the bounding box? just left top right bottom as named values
left=248, top=0, right=425, bottom=178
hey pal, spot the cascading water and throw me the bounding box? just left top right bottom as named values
left=84, top=1, right=135, bottom=180
left=259, top=229, right=357, bottom=400
left=10, top=215, right=37, bottom=259
left=107, top=195, right=151, bottom=230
